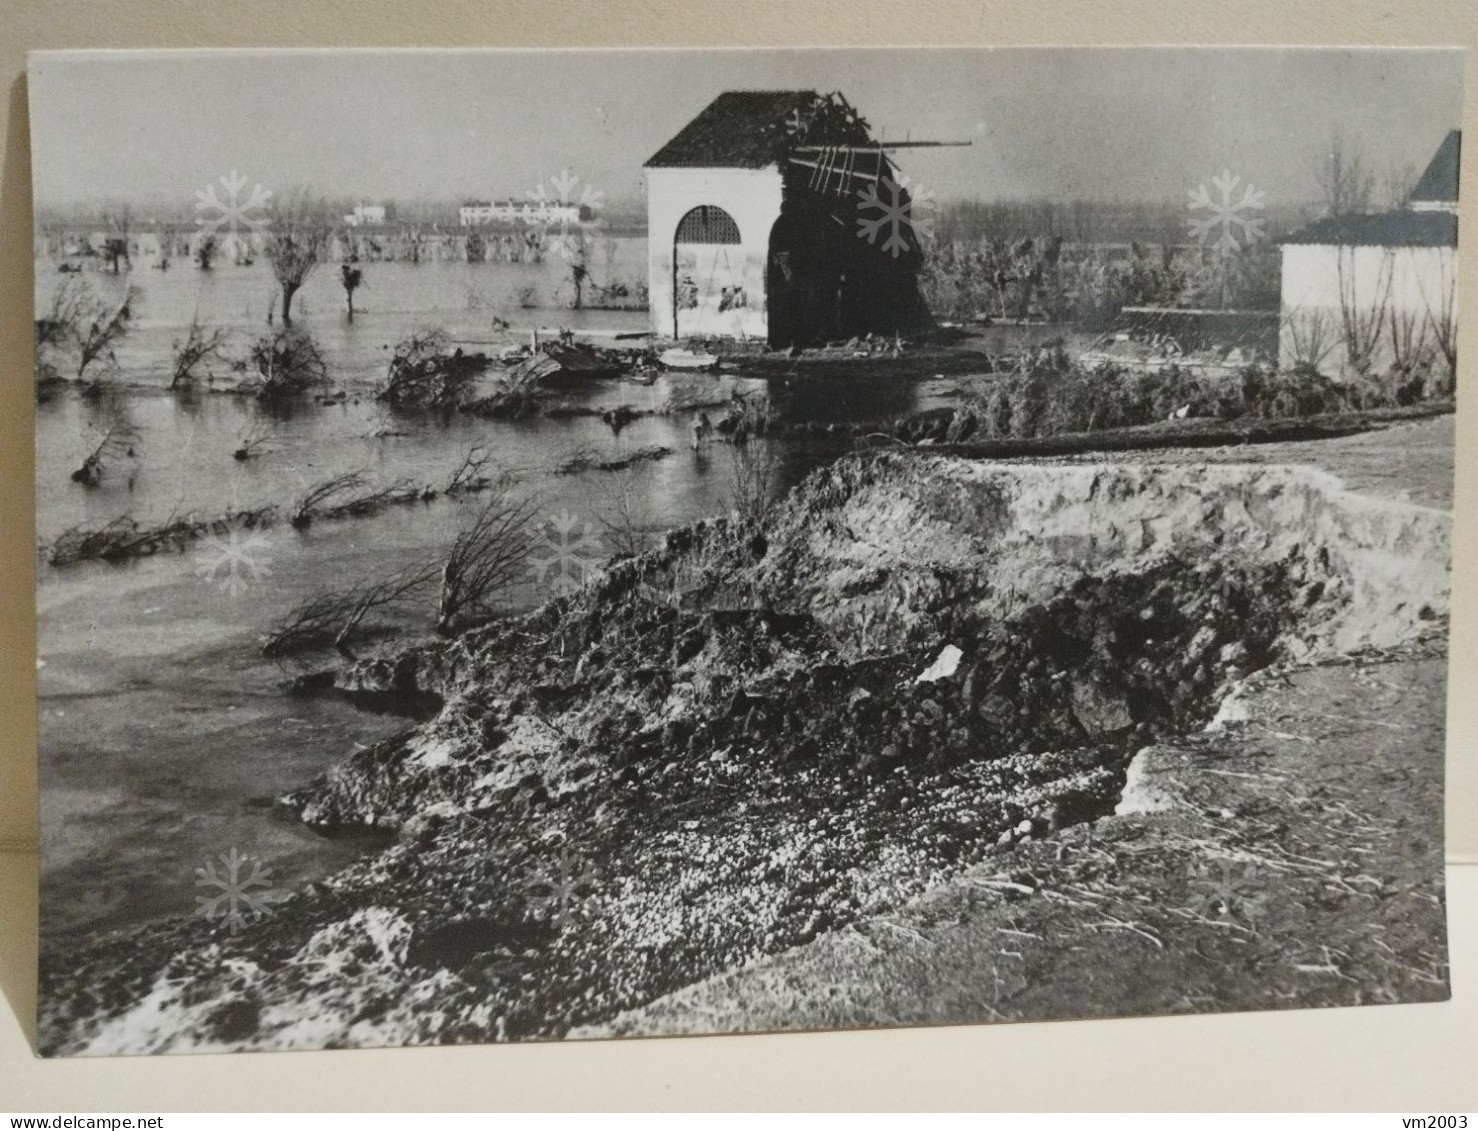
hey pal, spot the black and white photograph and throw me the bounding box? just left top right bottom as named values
left=28, top=45, right=1459, bottom=1056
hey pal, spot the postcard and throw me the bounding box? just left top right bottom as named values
left=29, top=46, right=1459, bottom=1055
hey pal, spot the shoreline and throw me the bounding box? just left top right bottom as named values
left=35, top=423, right=1453, bottom=1054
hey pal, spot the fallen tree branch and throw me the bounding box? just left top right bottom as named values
left=262, top=563, right=440, bottom=660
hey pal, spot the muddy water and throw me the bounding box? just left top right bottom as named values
left=34, top=252, right=1073, bottom=942
left=36, top=395, right=820, bottom=942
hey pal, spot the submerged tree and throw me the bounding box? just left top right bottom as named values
left=289, top=471, right=367, bottom=528
left=35, top=277, right=91, bottom=347
left=436, top=491, right=539, bottom=635
left=195, top=234, right=217, bottom=271
left=72, top=410, right=140, bottom=487
left=262, top=563, right=439, bottom=660
left=341, top=263, right=364, bottom=321
left=233, top=420, right=274, bottom=461
left=102, top=203, right=132, bottom=274
left=265, top=190, right=329, bottom=326
left=171, top=315, right=229, bottom=388
left=443, top=444, right=502, bottom=496
left=251, top=327, right=330, bottom=400
left=74, top=282, right=140, bottom=385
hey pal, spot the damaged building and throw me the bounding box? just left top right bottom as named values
left=644, top=90, right=947, bottom=347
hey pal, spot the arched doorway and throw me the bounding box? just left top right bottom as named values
left=671, top=205, right=743, bottom=339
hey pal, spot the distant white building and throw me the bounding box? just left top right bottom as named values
left=1279, top=130, right=1459, bottom=380
left=343, top=203, right=387, bottom=227
left=459, top=198, right=582, bottom=227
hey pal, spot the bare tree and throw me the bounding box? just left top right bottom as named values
left=233, top=420, right=274, bottom=461
left=48, top=504, right=277, bottom=567
left=290, top=471, right=368, bottom=528
left=1380, top=159, right=1420, bottom=211
left=74, top=283, right=139, bottom=384
left=102, top=203, right=131, bottom=274
left=725, top=440, right=780, bottom=526
left=262, top=563, right=439, bottom=660
left=318, top=478, right=429, bottom=520
left=156, top=224, right=174, bottom=270
left=444, top=445, right=503, bottom=496
left=1281, top=305, right=1340, bottom=373
left=195, top=234, right=217, bottom=271
left=1415, top=246, right=1458, bottom=393
left=72, top=412, right=140, bottom=486
left=171, top=315, right=229, bottom=388
left=341, top=263, right=364, bottom=321
left=289, top=469, right=428, bottom=526
left=1387, top=306, right=1433, bottom=374
left=436, top=491, right=539, bottom=634
left=1315, top=127, right=1375, bottom=217
left=35, top=277, right=90, bottom=346
left=265, top=190, right=329, bottom=326
left=251, top=327, right=330, bottom=399
left=1335, top=246, right=1395, bottom=375
left=596, top=470, right=655, bottom=559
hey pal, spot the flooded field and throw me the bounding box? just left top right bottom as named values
left=35, top=250, right=1086, bottom=942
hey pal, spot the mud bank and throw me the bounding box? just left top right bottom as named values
left=585, top=641, right=1450, bottom=1036
left=38, top=453, right=1451, bottom=1055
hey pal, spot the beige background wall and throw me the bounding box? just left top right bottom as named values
left=1, top=4, right=1474, bottom=853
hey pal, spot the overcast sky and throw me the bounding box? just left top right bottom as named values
left=28, top=47, right=1464, bottom=214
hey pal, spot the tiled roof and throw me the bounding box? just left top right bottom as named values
left=1280, top=210, right=1456, bottom=248
left=1410, top=129, right=1461, bottom=205
left=645, top=91, right=821, bottom=169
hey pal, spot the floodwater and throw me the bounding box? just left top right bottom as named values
left=34, top=248, right=1062, bottom=942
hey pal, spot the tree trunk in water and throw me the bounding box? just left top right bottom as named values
left=281, top=284, right=300, bottom=327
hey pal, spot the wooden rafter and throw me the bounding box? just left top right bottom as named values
left=791, top=141, right=973, bottom=151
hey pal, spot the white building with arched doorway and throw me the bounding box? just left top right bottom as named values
left=644, top=90, right=932, bottom=347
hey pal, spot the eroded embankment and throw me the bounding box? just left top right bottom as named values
left=582, top=642, right=1450, bottom=1036
left=38, top=455, right=1450, bottom=1055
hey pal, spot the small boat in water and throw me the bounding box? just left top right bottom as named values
left=1078, top=328, right=1270, bottom=379
left=659, top=347, right=719, bottom=371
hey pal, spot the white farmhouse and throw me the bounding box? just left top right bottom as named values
left=343, top=203, right=387, bottom=227
left=459, top=199, right=582, bottom=226
left=644, top=90, right=932, bottom=346
left=1279, top=130, right=1458, bottom=381
left=460, top=200, right=496, bottom=226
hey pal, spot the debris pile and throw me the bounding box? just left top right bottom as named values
left=378, top=331, right=490, bottom=410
